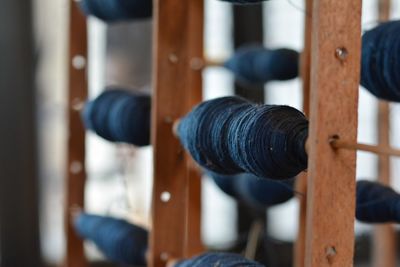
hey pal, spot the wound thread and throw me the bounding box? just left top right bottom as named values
left=361, top=20, right=400, bottom=102
left=82, top=89, right=151, bottom=146
left=79, top=0, right=152, bottom=22
left=177, top=96, right=308, bottom=179
left=74, top=213, right=148, bottom=266
left=224, top=46, right=299, bottom=85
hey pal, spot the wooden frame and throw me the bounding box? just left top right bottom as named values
left=63, top=0, right=400, bottom=266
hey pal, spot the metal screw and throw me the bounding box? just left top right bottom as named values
left=164, top=116, right=173, bottom=123
left=168, top=53, right=179, bottom=63
left=325, top=246, right=337, bottom=263
left=190, top=57, right=204, bottom=70
left=72, top=55, right=86, bottom=69
left=160, top=252, right=169, bottom=261
left=160, top=191, right=171, bottom=202
left=335, top=47, right=348, bottom=61
left=71, top=98, right=84, bottom=111
left=70, top=161, right=83, bottom=174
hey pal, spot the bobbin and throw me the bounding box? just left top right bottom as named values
left=173, top=120, right=400, bottom=164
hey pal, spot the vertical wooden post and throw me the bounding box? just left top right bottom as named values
left=184, top=0, right=204, bottom=258
left=150, top=0, right=201, bottom=266
left=64, top=1, right=88, bottom=267
left=372, top=1, right=396, bottom=266
left=294, top=0, right=312, bottom=266
left=305, top=0, right=362, bottom=266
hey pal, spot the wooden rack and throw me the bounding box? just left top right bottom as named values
left=64, top=0, right=398, bottom=267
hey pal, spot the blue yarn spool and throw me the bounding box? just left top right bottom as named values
left=219, top=0, right=267, bottom=4
left=210, top=172, right=294, bottom=209
left=79, top=0, right=152, bottom=22
left=74, top=213, right=148, bottom=265
left=224, top=46, right=299, bottom=85
left=356, top=180, right=400, bottom=223
left=211, top=173, right=400, bottom=222
left=178, top=96, right=308, bottom=179
left=175, top=252, right=265, bottom=267
left=82, top=89, right=151, bottom=146
left=361, top=21, right=400, bottom=102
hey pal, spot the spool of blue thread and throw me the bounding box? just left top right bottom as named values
left=219, top=0, right=267, bottom=4
left=177, top=96, right=308, bottom=179
left=175, top=252, right=265, bottom=267
left=82, top=89, right=151, bottom=146
left=211, top=173, right=400, bottom=223
left=361, top=20, right=400, bottom=102
left=79, top=0, right=152, bottom=22
left=210, top=172, right=295, bottom=209
left=356, top=180, right=400, bottom=223
left=74, top=213, right=148, bottom=266
left=224, top=46, right=299, bottom=85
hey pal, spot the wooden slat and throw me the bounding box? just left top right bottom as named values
left=372, top=2, right=396, bottom=266
left=150, top=0, right=193, bottom=266
left=184, top=0, right=204, bottom=258
left=294, top=0, right=312, bottom=266
left=185, top=167, right=203, bottom=257
left=64, top=1, right=88, bottom=267
left=305, top=0, right=362, bottom=266
left=376, top=102, right=391, bottom=184
left=373, top=104, right=397, bottom=267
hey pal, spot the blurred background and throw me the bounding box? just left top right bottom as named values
left=1, top=0, right=400, bottom=266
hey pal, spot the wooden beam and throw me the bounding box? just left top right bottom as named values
left=373, top=104, right=397, bottom=267
left=184, top=0, right=204, bottom=258
left=372, top=1, right=396, bottom=266
left=294, top=1, right=313, bottom=266
left=63, top=1, right=88, bottom=267
left=150, top=0, right=194, bottom=266
left=305, top=0, right=362, bottom=266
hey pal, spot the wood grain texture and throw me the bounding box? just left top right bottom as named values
left=184, top=0, right=204, bottom=258
left=185, top=167, right=203, bottom=257
left=372, top=1, right=397, bottom=266
left=64, top=1, right=88, bottom=267
left=373, top=103, right=396, bottom=267
left=305, top=0, right=362, bottom=266
left=294, top=1, right=312, bottom=266
left=150, top=0, right=196, bottom=266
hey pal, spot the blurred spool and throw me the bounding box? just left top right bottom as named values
left=78, top=0, right=152, bottom=22
left=82, top=89, right=151, bottom=146
left=74, top=213, right=148, bottom=265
